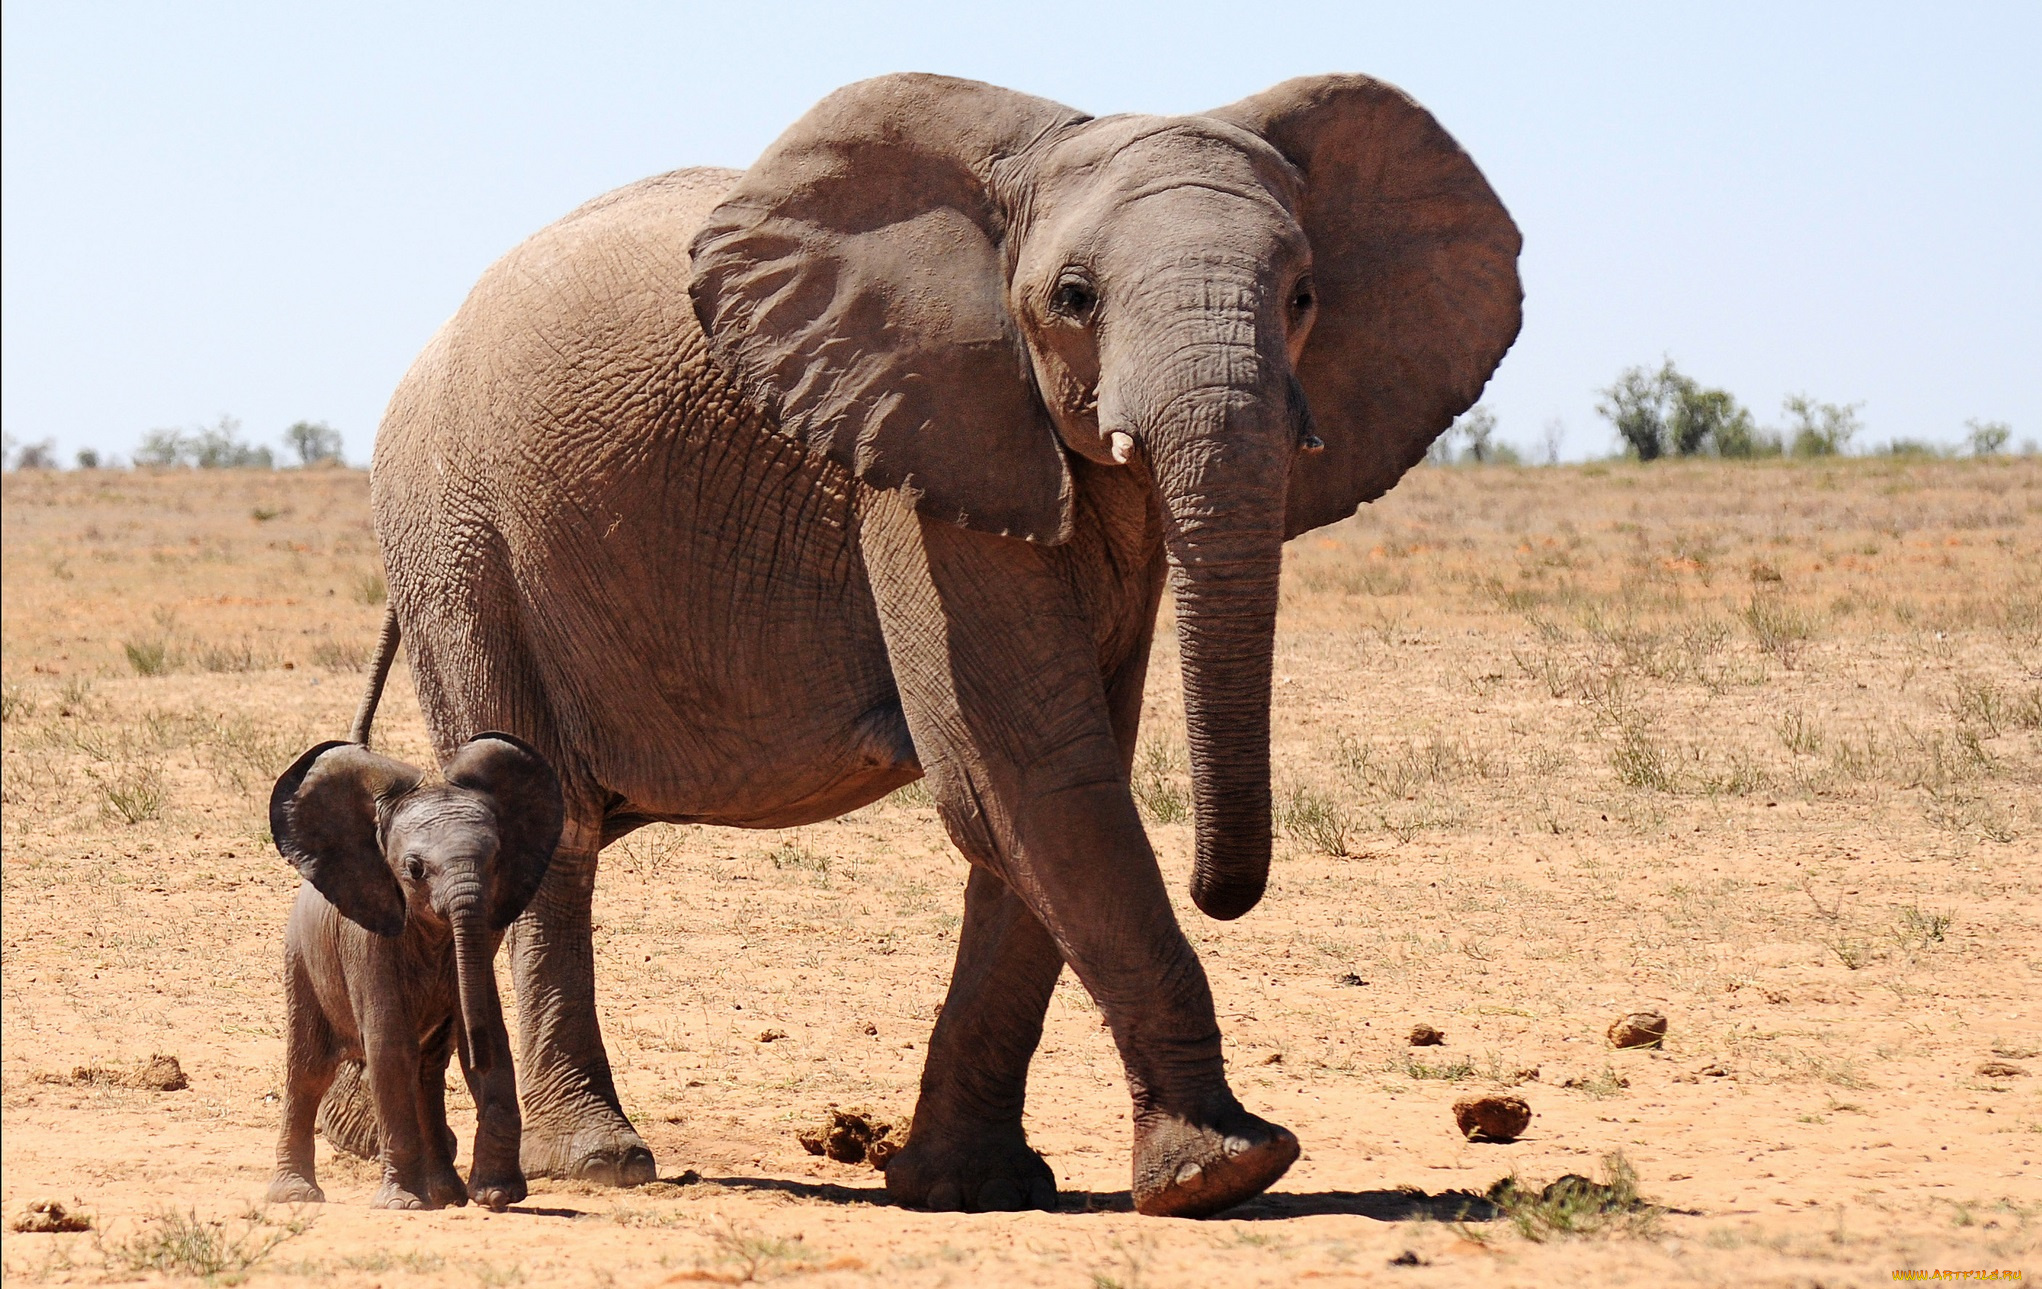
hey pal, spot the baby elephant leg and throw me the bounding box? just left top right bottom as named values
left=417, top=1021, right=469, bottom=1209
left=460, top=1026, right=527, bottom=1212
left=269, top=957, right=337, bottom=1203
left=361, top=1010, right=438, bottom=1209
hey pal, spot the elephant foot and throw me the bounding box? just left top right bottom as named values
left=519, top=1113, right=655, bottom=1186
left=1131, top=1106, right=1298, bottom=1218
left=468, top=1168, right=527, bottom=1213
left=424, top=1164, right=470, bottom=1210
left=369, top=1178, right=431, bottom=1211
left=884, top=1124, right=1057, bottom=1213
left=266, top=1171, right=324, bottom=1204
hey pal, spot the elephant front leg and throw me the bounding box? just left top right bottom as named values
left=360, top=1019, right=437, bottom=1209
left=507, top=819, right=655, bottom=1185
left=269, top=959, right=335, bottom=1204
left=458, top=1019, right=529, bottom=1211
left=417, top=1023, right=469, bottom=1209
left=860, top=500, right=1296, bottom=1219
left=886, top=866, right=1062, bottom=1213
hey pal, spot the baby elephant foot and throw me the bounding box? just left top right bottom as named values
left=267, top=1171, right=324, bottom=1204
left=1132, top=1107, right=1299, bottom=1218
left=884, top=1126, right=1057, bottom=1213
left=467, top=1170, right=527, bottom=1213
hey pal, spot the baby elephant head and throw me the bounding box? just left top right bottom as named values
left=269, top=733, right=564, bottom=940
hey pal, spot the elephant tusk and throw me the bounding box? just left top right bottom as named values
left=1109, top=432, right=1137, bottom=465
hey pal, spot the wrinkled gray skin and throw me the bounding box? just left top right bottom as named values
left=267, top=734, right=563, bottom=1211
left=347, top=72, right=1520, bottom=1217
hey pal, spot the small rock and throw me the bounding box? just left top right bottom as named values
left=1510, top=1065, right=1541, bottom=1085
left=1693, top=1061, right=1730, bottom=1078
left=1607, top=1012, right=1668, bottom=1050
left=1991, top=1044, right=2039, bottom=1060
left=1453, top=1094, right=1532, bottom=1142
left=1260, top=1052, right=1284, bottom=1066
left=1409, top=1024, right=1445, bottom=1047
left=860, top=1022, right=878, bottom=1036
left=1388, top=1248, right=1427, bottom=1266
left=1977, top=1060, right=2027, bottom=1079
left=1338, top=973, right=1369, bottom=987
left=756, top=1030, right=787, bottom=1043
left=11, top=1199, right=91, bottom=1233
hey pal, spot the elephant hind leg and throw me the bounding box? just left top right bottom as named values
left=508, top=807, right=656, bottom=1186
left=316, top=1060, right=381, bottom=1160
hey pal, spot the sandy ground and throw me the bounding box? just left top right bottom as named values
left=2, top=459, right=2038, bottom=1287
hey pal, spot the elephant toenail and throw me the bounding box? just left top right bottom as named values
left=925, top=1181, right=964, bottom=1212
left=1174, top=1161, right=1204, bottom=1188
left=1223, top=1136, right=1251, bottom=1156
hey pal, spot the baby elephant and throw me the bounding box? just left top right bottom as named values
left=266, top=733, right=562, bottom=1211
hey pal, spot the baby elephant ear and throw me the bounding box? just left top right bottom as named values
left=270, top=741, right=424, bottom=937
left=443, top=733, right=564, bottom=932
left=689, top=73, right=1088, bottom=544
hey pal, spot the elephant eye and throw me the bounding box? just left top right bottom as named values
left=406, top=856, right=425, bottom=881
left=1290, top=276, right=1316, bottom=317
left=1051, top=276, right=1097, bottom=321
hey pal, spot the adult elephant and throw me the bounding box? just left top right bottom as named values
left=353, top=72, right=1520, bottom=1218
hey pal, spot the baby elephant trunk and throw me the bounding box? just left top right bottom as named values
left=447, top=898, right=509, bottom=1076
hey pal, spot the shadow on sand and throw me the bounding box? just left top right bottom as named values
left=695, top=1176, right=1501, bottom=1222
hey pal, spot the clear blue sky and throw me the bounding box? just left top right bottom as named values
left=4, top=2, right=2037, bottom=465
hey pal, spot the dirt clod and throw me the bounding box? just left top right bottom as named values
left=756, top=1029, right=787, bottom=1043
left=35, top=1053, right=187, bottom=1091
left=1453, top=1094, right=1532, bottom=1141
left=1607, top=1012, right=1668, bottom=1049
left=797, top=1106, right=904, bottom=1167
left=1408, top=1024, right=1445, bottom=1047
left=11, top=1199, right=91, bottom=1233
left=1976, top=1060, right=2027, bottom=1078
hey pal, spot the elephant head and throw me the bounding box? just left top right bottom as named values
left=690, top=73, right=1521, bottom=920
left=270, top=734, right=564, bottom=1069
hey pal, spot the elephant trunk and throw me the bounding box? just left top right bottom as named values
left=1124, top=374, right=1290, bottom=921
left=446, top=887, right=509, bottom=1075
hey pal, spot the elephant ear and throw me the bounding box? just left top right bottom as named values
left=442, top=732, right=564, bottom=932
left=1209, top=75, right=1523, bottom=537
left=689, top=73, right=1088, bottom=543
left=270, top=741, right=423, bottom=938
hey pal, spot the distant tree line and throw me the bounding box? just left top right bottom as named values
left=3, top=418, right=345, bottom=471
left=1595, top=359, right=2022, bottom=462
left=1422, top=362, right=2022, bottom=467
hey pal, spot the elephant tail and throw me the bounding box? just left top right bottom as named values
left=348, top=605, right=402, bottom=748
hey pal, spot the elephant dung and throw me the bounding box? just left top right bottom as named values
left=1606, top=1012, right=1669, bottom=1050
left=34, top=1053, right=188, bottom=1092
left=797, top=1107, right=903, bottom=1168
left=1452, top=1095, right=1532, bottom=1142
left=1408, top=1024, right=1445, bottom=1047
left=10, top=1200, right=91, bottom=1234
